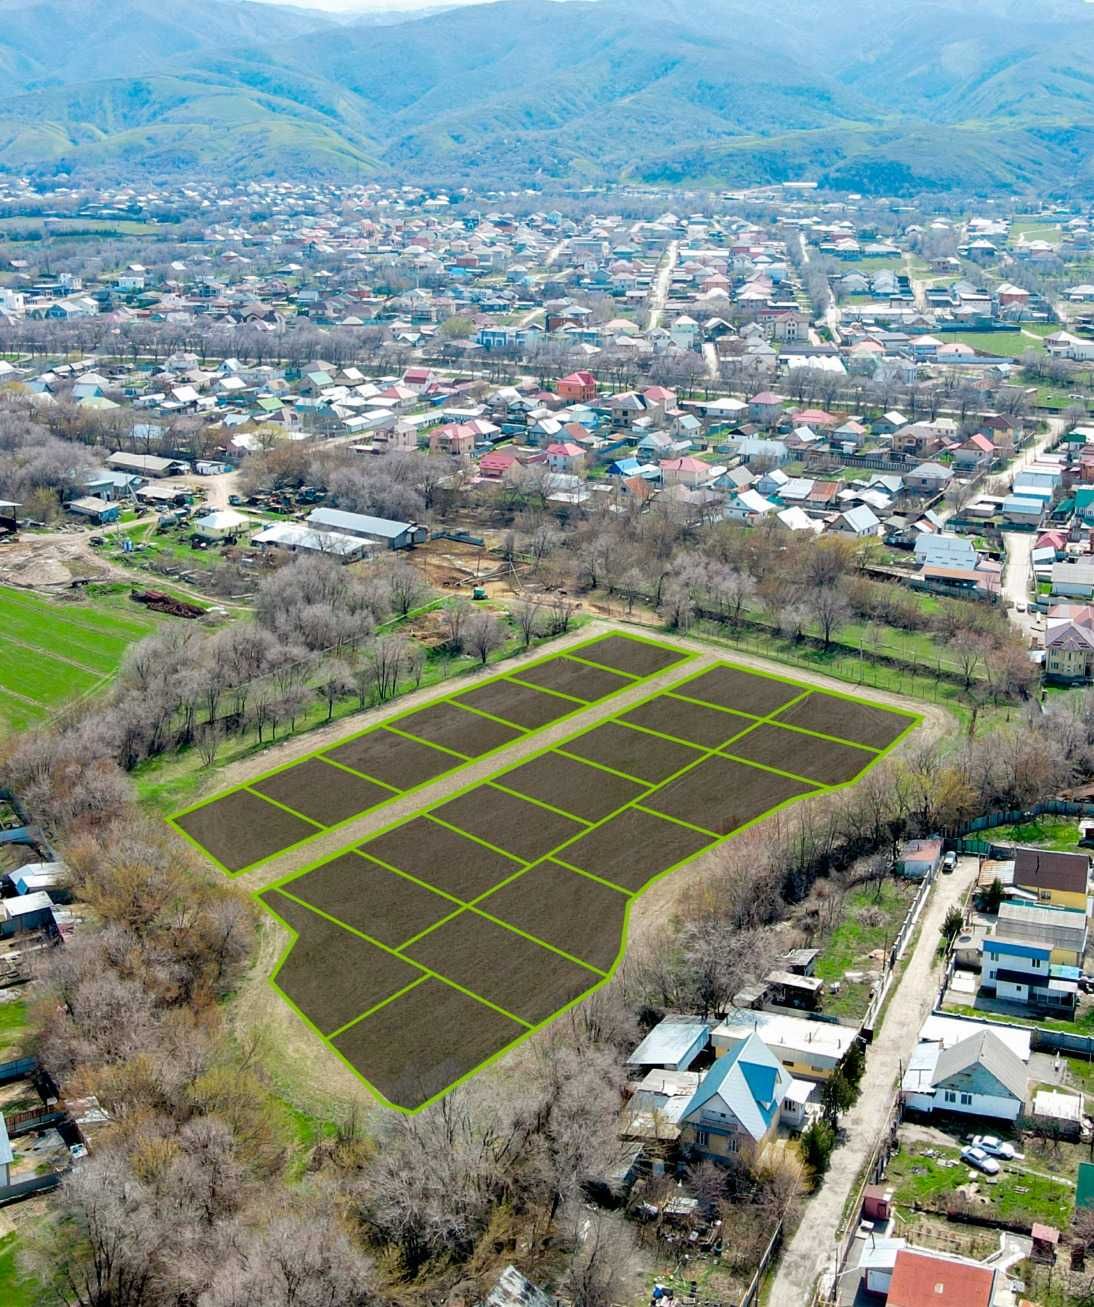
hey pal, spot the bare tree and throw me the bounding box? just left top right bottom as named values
left=461, top=611, right=508, bottom=666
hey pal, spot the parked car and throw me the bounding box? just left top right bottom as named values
left=1016, top=601, right=1027, bottom=613
left=961, top=1145, right=1000, bottom=1175
left=942, top=851, right=957, bottom=873
left=972, top=1134, right=1016, bottom=1160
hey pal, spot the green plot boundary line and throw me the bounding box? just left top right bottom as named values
left=253, top=647, right=923, bottom=1115
left=166, top=630, right=694, bottom=876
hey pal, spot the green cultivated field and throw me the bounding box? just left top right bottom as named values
left=0, top=585, right=160, bottom=733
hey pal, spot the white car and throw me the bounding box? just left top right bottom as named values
left=973, top=1134, right=1017, bottom=1160
left=960, top=1145, right=1000, bottom=1175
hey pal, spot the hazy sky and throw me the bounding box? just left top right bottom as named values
left=255, top=0, right=500, bottom=11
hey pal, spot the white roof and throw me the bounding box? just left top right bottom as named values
left=251, top=522, right=366, bottom=557
left=916, top=1014, right=1030, bottom=1063
left=714, top=1008, right=857, bottom=1061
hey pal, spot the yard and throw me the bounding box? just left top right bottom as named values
left=945, top=331, right=1042, bottom=358
left=976, top=816, right=1082, bottom=852
left=0, top=584, right=162, bottom=733
left=813, top=879, right=917, bottom=1019
left=887, top=1140, right=1074, bottom=1229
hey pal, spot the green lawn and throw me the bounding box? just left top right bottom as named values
left=0, top=1000, right=28, bottom=1057
left=0, top=1234, right=42, bottom=1307
left=977, top=817, right=1081, bottom=852
left=888, top=1142, right=1074, bottom=1228
left=945, top=331, right=1040, bottom=358
left=1008, top=221, right=1063, bottom=245
left=945, top=1002, right=1094, bottom=1039
left=0, top=584, right=161, bottom=733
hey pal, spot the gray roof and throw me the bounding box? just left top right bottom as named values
left=627, top=1018, right=710, bottom=1068
left=932, top=1030, right=1027, bottom=1101
left=307, top=507, right=415, bottom=538
left=997, top=902, right=1088, bottom=951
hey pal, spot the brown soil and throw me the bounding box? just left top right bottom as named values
left=773, top=691, right=917, bottom=749
left=278, top=852, right=456, bottom=948
left=723, top=723, right=876, bottom=786
left=433, top=784, right=586, bottom=862
left=403, top=909, right=599, bottom=1024
left=395, top=700, right=523, bottom=756
left=323, top=727, right=458, bottom=790
left=643, top=755, right=818, bottom=836
left=576, top=633, right=690, bottom=677
left=360, top=817, right=523, bottom=900
left=174, top=788, right=316, bottom=872
left=620, top=694, right=753, bottom=750
left=559, top=720, right=704, bottom=784
left=477, top=861, right=630, bottom=971
left=558, top=807, right=716, bottom=892
left=495, top=750, right=645, bottom=823
left=332, top=976, right=523, bottom=1110
left=509, top=656, right=631, bottom=701
left=262, top=891, right=422, bottom=1035
left=251, top=757, right=394, bottom=827
left=453, top=678, right=578, bottom=730
left=676, top=663, right=806, bottom=717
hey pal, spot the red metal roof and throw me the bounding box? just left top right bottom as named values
left=887, top=1251, right=993, bottom=1307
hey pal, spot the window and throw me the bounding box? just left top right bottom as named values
left=960, top=1093, right=973, bottom=1106
left=695, top=1131, right=709, bottom=1148
left=726, top=1135, right=739, bottom=1153
left=944, top=1091, right=957, bottom=1103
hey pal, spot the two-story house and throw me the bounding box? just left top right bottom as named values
left=980, top=937, right=1078, bottom=1014
left=678, top=1033, right=791, bottom=1166
left=1013, top=847, right=1090, bottom=911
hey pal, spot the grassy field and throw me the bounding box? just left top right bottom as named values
left=1009, top=221, right=1063, bottom=245
left=0, top=1235, right=41, bottom=1307
left=0, top=584, right=161, bottom=733
left=946, top=331, right=1041, bottom=358
left=888, top=1141, right=1074, bottom=1227
left=0, top=1000, right=27, bottom=1058
left=977, top=817, right=1082, bottom=852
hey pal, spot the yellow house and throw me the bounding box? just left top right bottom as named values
left=677, top=1034, right=790, bottom=1166
left=712, top=1010, right=856, bottom=1083
left=1013, top=848, right=1090, bottom=913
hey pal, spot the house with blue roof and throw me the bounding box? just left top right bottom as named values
left=981, top=937, right=1077, bottom=1014
left=678, top=1033, right=791, bottom=1165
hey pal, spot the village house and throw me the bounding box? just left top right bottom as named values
left=677, top=1034, right=792, bottom=1166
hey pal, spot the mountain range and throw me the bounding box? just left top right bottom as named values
left=1, top=0, right=1093, bottom=194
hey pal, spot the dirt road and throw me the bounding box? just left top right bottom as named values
left=767, top=855, right=981, bottom=1306
left=647, top=240, right=679, bottom=330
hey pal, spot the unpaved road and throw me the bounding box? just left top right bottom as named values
left=767, top=854, right=981, bottom=1306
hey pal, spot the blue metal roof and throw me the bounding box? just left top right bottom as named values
left=985, top=937, right=1051, bottom=961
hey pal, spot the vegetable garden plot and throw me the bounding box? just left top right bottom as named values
left=177, top=637, right=920, bottom=1112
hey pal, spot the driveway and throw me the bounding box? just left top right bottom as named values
left=767, top=856, right=981, bottom=1307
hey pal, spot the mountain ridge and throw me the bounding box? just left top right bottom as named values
left=1, top=0, right=1093, bottom=193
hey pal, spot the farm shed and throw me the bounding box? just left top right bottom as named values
left=191, top=509, right=248, bottom=542
left=0, top=891, right=55, bottom=937
left=251, top=522, right=371, bottom=563
left=65, top=496, right=120, bottom=525
left=107, top=452, right=191, bottom=477
left=306, top=507, right=428, bottom=550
